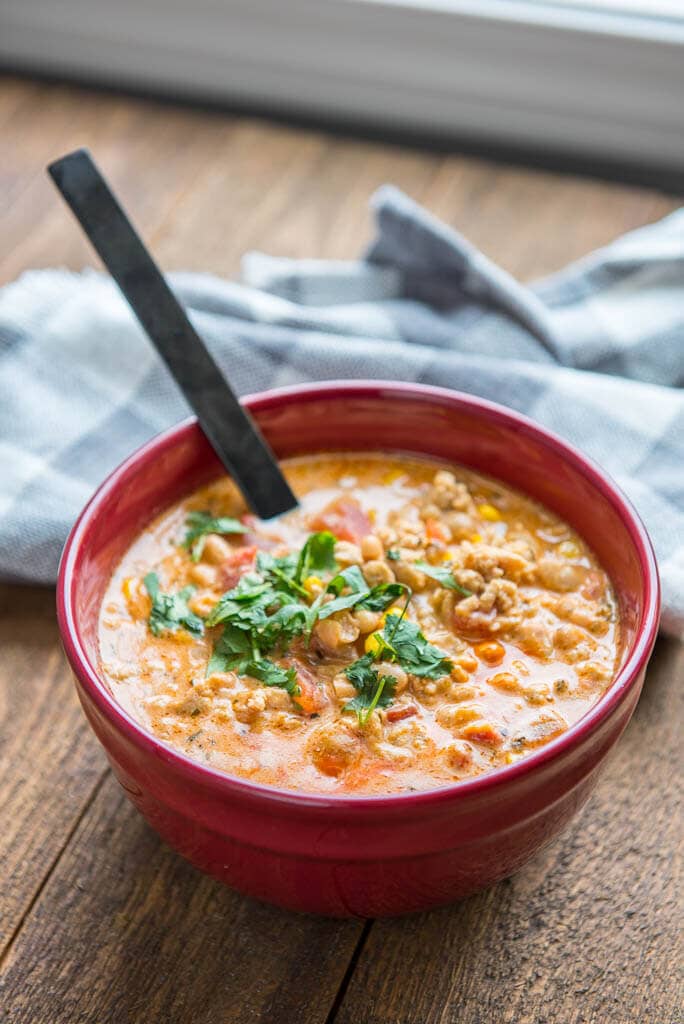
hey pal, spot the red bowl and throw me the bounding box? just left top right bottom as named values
left=57, top=382, right=660, bottom=917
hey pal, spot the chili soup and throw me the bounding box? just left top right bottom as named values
left=98, top=453, right=620, bottom=795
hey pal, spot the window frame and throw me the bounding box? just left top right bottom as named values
left=2, top=0, right=683, bottom=180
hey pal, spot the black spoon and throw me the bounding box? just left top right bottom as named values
left=48, top=148, right=298, bottom=521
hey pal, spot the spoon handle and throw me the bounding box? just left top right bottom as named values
left=48, top=148, right=297, bottom=520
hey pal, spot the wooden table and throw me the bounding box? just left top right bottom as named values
left=1, top=75, right=682, bottom=1024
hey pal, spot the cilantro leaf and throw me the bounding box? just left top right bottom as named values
left=183, top=511, right=247, bottom=561
left=206, top=622, right=253, bottom=674
left=355, top=582, right=408, bottom=612
left=258, top=602, right=308, bottom=649
left=317, top=566, right=367, bottom=619
left=326, top=565, right=367, bottom=597
left=343, top=653, right=397, bottom=726
left=207, top=626, right=299, bottom=695
left=206, top=573, right=274, bottom=629
left=415, top=561, right=471, bottom=597
left=317, top=567, right=408, bottom=620
left=256, top=550, right=307, bottom=597
left=255, top=533, right=336, bottom=599
left=144, top=572, right=204, bottom=638
left=295, top=530, right=337, bottom=584
left=246, top=659, right=299, bottom=694
left=380, top=613, right=452, bottom=678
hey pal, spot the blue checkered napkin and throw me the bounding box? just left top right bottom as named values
left=0, top=186, right=682, bottom=635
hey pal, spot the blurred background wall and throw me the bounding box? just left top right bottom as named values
left=1, top=0, right=683, bottom=186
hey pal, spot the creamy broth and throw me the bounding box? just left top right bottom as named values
left=98, top=454, right=620, bottom=795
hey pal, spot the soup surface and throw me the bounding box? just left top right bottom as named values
left=99, top=454, right=620, bottom=794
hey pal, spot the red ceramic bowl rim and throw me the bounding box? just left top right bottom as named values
left=57, top=380, right=660, bottom=812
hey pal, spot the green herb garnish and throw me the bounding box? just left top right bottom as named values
left=255, top=530, right=337, bottom=600
left=386, top=549, right=400, bottom=561
left=343, top=653, right=397, bottom=726
left=205, top=621, right=299, bottom=695
left=415, top=561, right=471, bottom=597
left=343, top=611, right=452, bottom=725
left=375, top=613, right=452, bottom=679
left=295, top=530, right=337, bottom=582
left=182, top=511, right=248, bottom=561
left=144, top=572, right=205, bottom=638
left=203, top=532, right=338, bottom=694
left=317, top=565, right=408, bottom=620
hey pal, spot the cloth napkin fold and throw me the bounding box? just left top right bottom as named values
left=1, top=187, right=682, bottom=635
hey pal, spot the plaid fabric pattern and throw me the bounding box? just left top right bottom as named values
left=1, top=186, right=682, bottom=635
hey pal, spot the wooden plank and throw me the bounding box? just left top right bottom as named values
left=0, top=585, right=107, bottom=955
left=332, top=635, right=684, bottom=1024
left=1, top=74, right=680, bottom=288
left=0, top=773, right=364, bottom=1024
left=0, top=81, right=239, bottom=283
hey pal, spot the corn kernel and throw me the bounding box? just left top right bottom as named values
left=365, top=633, right=384, bottom=657
left=383, top=469, right=404, bottom=484
left=477, top=503, right=501, bottom=522
left=167, top=630, right=194, bottom=645
left=303, top=574, right=324, bottom=597
left=469, top=533, right=482, bottom=543
left=381, top=605, right=404, bottom=626
left=368, top=508, right=377, bottom=524
left=558, top=540, right=581, bottom=559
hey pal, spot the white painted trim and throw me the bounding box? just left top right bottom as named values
left=1, top=0, right=683, bottom=170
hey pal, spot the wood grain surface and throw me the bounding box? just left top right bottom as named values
left=0, top=74, right=682, bottom=1024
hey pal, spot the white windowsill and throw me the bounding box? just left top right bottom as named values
left=1, top=0, right=683, bottom=174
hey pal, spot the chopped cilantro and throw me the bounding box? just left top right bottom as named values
left=256, top=550, right=307, bottom=598
left=206, top=623, right=299, bottom=695
left=256, top=531, right=337, bottom=599
left=206, top=574, right=274, bottom=630
left=247, top=659, right=299, bottom=694
left=318, top=565, right=409, bottom=620
left=356, top=582, right=408, bottom=612
left=193, top=529, right=451, bottom=706
left=343, top=653, right=397, bottom=726
left=295, top=530, right=337, bottom=582
left=415, top=561, right=471, bottom=597
left=203, top=533, right=337, bottom=695
left=379, top=613, right=453, bottom=679
left=343, top=613, right=452, bottom=723
left=183, top=511, right=247, bottom=561
left=144, top=572, right=205, bottom=638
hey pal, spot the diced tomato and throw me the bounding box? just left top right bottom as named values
left=309, top=496, right=372, bottom=543
left=460, top=722, right=503, bottom=747
left=283, top=658, right=325, bottom=716
left=218, top=545, right=257, bottom=589
left=425, top=517, right=449, bottom=544
left=386, top=704, right=418, bottom=723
